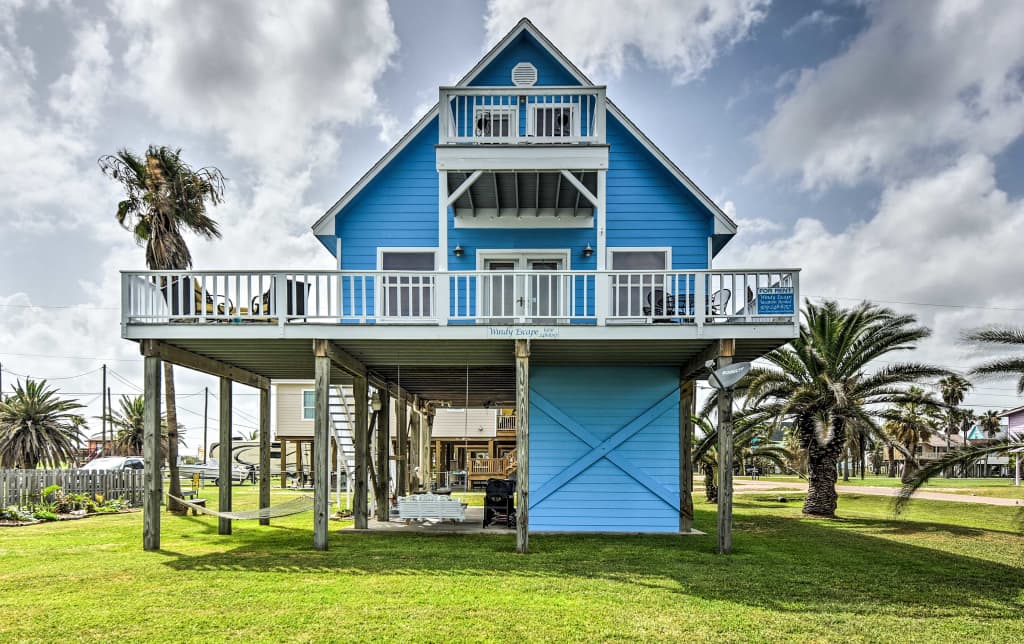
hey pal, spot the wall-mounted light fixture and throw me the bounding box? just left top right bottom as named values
left=582, top=243, right=594, bottom=258
left=453, top=244, right=464, bottom=257
left=371, top=392, right=382, bottom=412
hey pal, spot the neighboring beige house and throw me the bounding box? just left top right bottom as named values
left=273, top=381, right=343, bottom=487
left=432, top=407, right=516, bottom=489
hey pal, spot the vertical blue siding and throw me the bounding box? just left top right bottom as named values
left=606, top=115, right=712, bottom=269
left=334, top=119, right=441, bottom=270
left=469, top=32, right=582, bottom=87
left=530, top=366, right=680, bottom=532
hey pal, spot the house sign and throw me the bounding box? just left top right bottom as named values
left=757, top=287, right=795, bottom=315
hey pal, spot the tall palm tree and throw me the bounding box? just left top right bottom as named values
left=743, top=300, right=948, bottom=517
left=99, top=145, right=225, bottom=511
left=881, top=387, right=941, bottom=483
left=977, top=409, right=1003, bottom=477
left=965, top=327, right=1024, bottom=393
left=937, top=375, right=971, bottom=477
left=0, top=379, right=85, bottom=469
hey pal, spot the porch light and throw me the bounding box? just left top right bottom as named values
left=582, top=243, right=594, bottom=258
left=453, top=244, right=464, bottom=257
left=371, top=392, right=382, bottom=411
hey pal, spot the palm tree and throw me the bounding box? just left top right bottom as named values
left=99, top=145, right=226, bottom=511
left=101, top=395, right=185, bottom=458
left=881, top=387, right=941, bottom=483
left=743, top=300, right=948, bottom=517
left=937, top=375, right=971, bottom=477
left=977, top=409, right=1003, bottom=477
left=692, top=412, right=793, bottom=502
left=0, top=379, right=85, bottom=469
left=965, top=327, right=1024, bottom=393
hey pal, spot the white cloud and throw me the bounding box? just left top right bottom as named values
left=756, top=0, right=1024, bottom=189
left=111, top=0, right=399, bottom=173
left=49, top=22, right=111, bottom=127
left=721, top=153, right=1024, bottom=400
left=484, top=0, right=768, bottom=84
left=782, top=9, right=840, bottom=38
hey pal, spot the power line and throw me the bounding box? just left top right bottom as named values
left=0, top=366, right=100, bottom=381
left=803, top=293, right=1024, bottom=313
left=0, top=351, right=139, bottom=362
left=0, top=302, right=119, bottom=311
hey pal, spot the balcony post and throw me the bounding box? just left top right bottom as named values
left=594, top=87, right=607, bottom=142
left=274, top=273, right=287, bottom=328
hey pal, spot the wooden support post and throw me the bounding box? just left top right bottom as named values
left=396, top=389, right=408, bottom=497
left=716, top=354, right=734, bottom=555
left=313, top=354, right=331, bottom=550
left=409, top=401, right=421, bottom=491
left=679, top=378, right=696, bottom=533
left=376, top=387, right=391, bottom=521
left=353, top=375, right=369, bottom=529
left=259, top=386, right=271, bottom=526
left=280, top=438, right=287, bottom=489
left=218, top=377, right=232, bottom=536
left=142, top=355, right=161, bottom=551
left=515, top=339, right=530, bottom=554
left=434, top=437, right=442, bottom=488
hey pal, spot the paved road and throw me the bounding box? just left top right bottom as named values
left=733, top=479, right=1023, bottom=506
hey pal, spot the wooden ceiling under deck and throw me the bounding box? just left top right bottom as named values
left=140, top=337, right=788, bottom=408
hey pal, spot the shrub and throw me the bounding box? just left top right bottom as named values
left=1, top=506, right=35, bottom=522
left=32, top=510, right=58, bottom=522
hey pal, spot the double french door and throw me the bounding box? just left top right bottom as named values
left=481, top=254, right=566, bottom=322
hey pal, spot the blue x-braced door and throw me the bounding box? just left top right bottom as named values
left=528, top=366, right=680, bottom=532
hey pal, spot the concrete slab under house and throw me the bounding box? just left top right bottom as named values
left=121, top=18, right=800, bottom=554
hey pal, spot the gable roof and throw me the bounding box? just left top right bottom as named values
left=312, top=18, right=738, bottom=241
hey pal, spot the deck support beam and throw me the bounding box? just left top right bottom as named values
left=353, top=374, right=369, bottom=529
left=218, top=377, right=232, bottom=536
left=259, top=386, right=271, bottom=526
left=140, top=340, right=268, bottom=390
left=142, top=355, right=161, bottom=551
left=313, top=353, right=331, bottom=550
left=376, top=387, right=391, bottom=521
left=715, top=342, right=736, bottom=554
left=396, top=389, right=408, bottom=497
left=559, top=169, right=598, bottom=207
left=515, top=339, right=530, bottom=554
left=679, top=377, right=696, bottom=533
left=446, top=170, right=483, bottom=207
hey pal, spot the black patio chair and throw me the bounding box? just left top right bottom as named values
left=483, top=478, right=516, bottom=528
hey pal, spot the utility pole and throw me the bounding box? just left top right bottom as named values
left=101, top=364, right=107, bottom=456
left=203, top=386, right=209, bottom=464
left=107, top=387, right=113, bottom=454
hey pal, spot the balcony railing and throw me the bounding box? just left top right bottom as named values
left=439, top=86, right=606, bottom=145
left=121, top=269, right=799, bottom=328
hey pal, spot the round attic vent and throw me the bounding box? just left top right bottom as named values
left=511, top=62, right=538, bottom=87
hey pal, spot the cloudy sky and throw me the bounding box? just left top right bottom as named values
left=2, top=0, right=1023, bottom=452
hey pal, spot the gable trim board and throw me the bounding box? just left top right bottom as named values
left=311, top=19, right=736, bottom=249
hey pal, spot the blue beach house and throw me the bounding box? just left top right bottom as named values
left=122, top=19, right=800, bottom=552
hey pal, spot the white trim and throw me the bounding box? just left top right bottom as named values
left=474, top=248, right=572, bottom=271
left=606, top=247, right=672, bottom=270
left=301, top=388, right=315, bottom=421
left=453, top=210, right=593, bottom=228
left=376, top=247, right=440, bottom=271
left=707, top=238, right=712, bottom=269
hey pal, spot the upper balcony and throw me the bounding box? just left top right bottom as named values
left=120, top=268, right=800, bottom=342
left=436, top=86, right=608, bottom=173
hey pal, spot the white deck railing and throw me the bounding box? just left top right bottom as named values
left=439, top=86, right=606, bottom=145
left=121, top=269, right=799, bottom=328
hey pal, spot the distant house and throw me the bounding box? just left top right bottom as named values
left=122, top=18, right=802, bottom=549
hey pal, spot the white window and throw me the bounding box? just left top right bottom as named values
left=608, top=249, right=670, bottom=317
left=473, top=106, right=516, bottom=139
left=302, top=390, right=314, bottom=420
left=528, top=104, right=579, bottom=139
left=379, top=250, right=436, bottom=318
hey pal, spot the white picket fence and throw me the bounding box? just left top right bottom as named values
left=0, top=469, right=145, bottom=508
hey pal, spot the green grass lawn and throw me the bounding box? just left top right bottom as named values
left=1, top=485, right=1022, bottom=642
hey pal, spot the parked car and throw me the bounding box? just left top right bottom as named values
left=81, top=456, right=145, bottom=471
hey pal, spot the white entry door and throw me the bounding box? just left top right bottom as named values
left=481, top=254, right=566, bottom=321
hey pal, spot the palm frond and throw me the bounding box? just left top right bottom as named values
left=895, top=440, right=1024, bottom=514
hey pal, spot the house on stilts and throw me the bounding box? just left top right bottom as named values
left=122, top=18, right=800, bottom=553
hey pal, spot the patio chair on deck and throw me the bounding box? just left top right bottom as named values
left=250, top=278, right=310, bottom=322
left=160, top=277, right=247, bottom=319
left=643, top=288, right=731, bottom=320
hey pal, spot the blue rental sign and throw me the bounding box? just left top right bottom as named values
left=757, top=287, right=795, bottom=315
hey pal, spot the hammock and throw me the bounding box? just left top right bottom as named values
left=168, top=494, right=314, bottom=521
